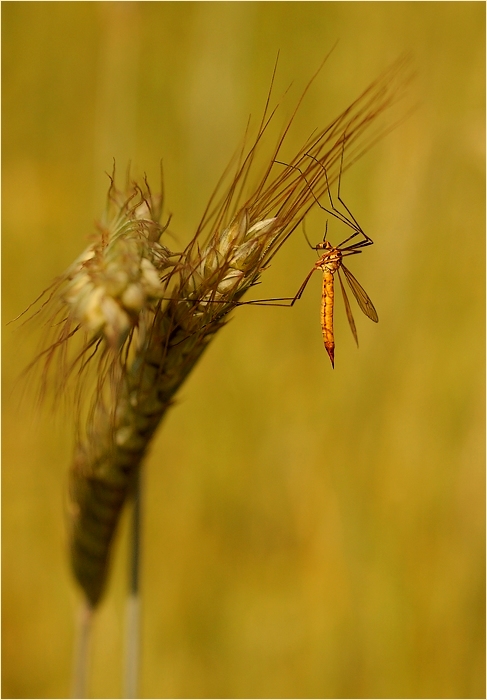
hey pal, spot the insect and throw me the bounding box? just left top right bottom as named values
left=280, top=221, right=379, bottom=368
left=270, top=150, right=379, bottom=367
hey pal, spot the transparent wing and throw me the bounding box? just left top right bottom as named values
left=337, top=270, right=359, bottom=346
left=340, top=262, right=379, bottom=322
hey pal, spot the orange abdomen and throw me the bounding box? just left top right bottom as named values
left=321, top=271, right=335, bottom=368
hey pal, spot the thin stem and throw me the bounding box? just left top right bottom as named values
left=124, top=468, right=142, bottom=698
left=71, top=600, right=93, bottom=699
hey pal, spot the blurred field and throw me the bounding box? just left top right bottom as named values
left=2, top=3, right=485, bottom=698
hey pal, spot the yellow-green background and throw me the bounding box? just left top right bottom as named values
left=2, top=3, right=484, bottom=698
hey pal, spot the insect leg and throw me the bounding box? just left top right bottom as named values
left=305, top=149, right=373, bottom=249
left=335, top=138, right=373, bottom=245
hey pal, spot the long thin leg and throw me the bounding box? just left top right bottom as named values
left=275, top=157, right=353, bottom=234
left=335, top=136, right=369, bottom=239
left=274, top=158, right=323, bottom=214
left=319, top=150, right=358, bottom=234
left=304, top=149, right=373, bottom=249
left=243, top=265, right=319, bottom=307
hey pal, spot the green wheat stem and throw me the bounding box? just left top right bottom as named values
left=71, top=599, right=93, bottom=699
left=124, top=468, right=142, bottom=698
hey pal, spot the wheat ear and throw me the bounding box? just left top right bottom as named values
left=20, top=57, right=411, bottom=611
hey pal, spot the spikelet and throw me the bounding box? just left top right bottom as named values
left=65, top=180, right=173, bottom=348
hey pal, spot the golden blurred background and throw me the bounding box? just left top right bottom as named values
left=2, top=3, right=484, bottom=698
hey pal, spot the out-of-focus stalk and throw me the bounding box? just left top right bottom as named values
left=71, top=599, right=93, bottom=699
left=124, top=469, right=142, bottom=699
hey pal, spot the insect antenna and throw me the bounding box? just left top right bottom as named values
left=302, top=218, right=328, bottom=253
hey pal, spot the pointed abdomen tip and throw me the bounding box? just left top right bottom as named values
left=325, top=344, right=335, bottom=368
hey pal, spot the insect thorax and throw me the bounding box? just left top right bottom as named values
left=317, top=243, right=342, bottom=274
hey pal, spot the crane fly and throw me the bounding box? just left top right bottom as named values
left=287, top=221, right=378, bottom=368
left=269, top=148, right=379, bottom=367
